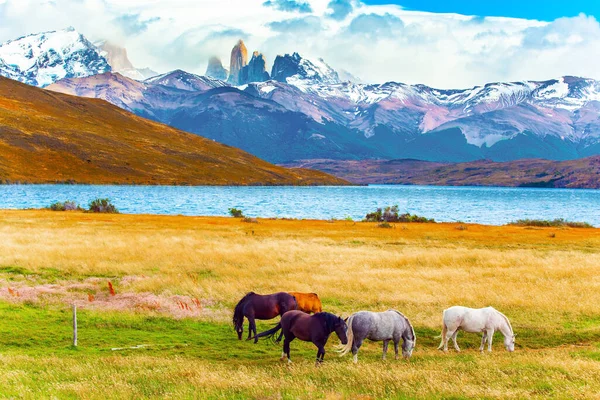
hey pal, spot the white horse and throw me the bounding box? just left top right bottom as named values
left=437, top=306, right=515, bottom=352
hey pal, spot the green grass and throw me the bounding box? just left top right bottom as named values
left=508, top=219, right=594, bottom=228
left=2, top=301, right=600, bottom=399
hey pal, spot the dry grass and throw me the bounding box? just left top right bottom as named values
left=1, top=210, right=600, bottom=398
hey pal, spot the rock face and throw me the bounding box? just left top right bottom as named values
left=227, top=40, right=248, bottom=85
left=205, top=56, right=228, bottom=80
left=271, top=52, right=340, bottom=85
left=97, top=41, right=151, bottom=80
left=239, top=51, right=270, bottom=84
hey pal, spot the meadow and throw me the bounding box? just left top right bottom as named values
left=1, top=210, right=600, bottom=399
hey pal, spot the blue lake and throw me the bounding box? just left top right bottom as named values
left=0, top=184, right=599, bottom=226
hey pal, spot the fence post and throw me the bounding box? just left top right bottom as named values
left=72, top=303, right=78, bottom=347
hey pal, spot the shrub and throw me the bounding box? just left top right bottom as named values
left=88, top=198, right=119, bottom=214
left=378, top=222, right=393, bottom=228
left=242, top=217, right=258, bottom=223
left=228, top=208, right=244, bottom=218
left=365, top=205, right=435, bottom=223
left=509, top=219, right=593, bottom=228
left=48, top=201, right=82, bottom=211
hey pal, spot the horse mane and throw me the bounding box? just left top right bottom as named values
left=389, top=309, right=416, bottom=342
left=232, top=292, right=255, bottom=330
left=492, top=308, right=514, bottom=335
left=319, top=312, right=339, bottom=332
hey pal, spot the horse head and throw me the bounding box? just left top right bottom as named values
left=402, top=338, right=416, bottom=359
left=334, top=315, right=348, bottom=345
left=504, top=333, right=516, bottom=352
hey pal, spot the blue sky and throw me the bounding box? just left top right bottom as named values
left=365, top=0, right=599, bottom=21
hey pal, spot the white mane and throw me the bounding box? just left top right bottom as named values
left=390, top=309, right=416, bottom=342
left=492, top=308, right=514, bottom=335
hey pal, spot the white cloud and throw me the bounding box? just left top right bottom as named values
left=0, top=0, right=598, bottom=88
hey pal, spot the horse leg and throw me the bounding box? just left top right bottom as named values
left=480, top=331, right=487, bottom=352
left=443, top=328, right=454, bottom=352
left=451, top=330, right=460, bottom=352
left=486, top=329, right=494, bottom=352
left=352, top=338, right=364, bottom=364
left=394, top=340, right=400, bottom=360
left=382, top=340, right=390, bottom=360
left=315, top=345, right=326, bottom=367
left=246, top=315, right=257, bottom=342
left=283, top=335, right=294, bottom=364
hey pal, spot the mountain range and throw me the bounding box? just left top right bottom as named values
left=0, top=76, right=347, bottom=185
left=3, top=28, right=600, bottom=166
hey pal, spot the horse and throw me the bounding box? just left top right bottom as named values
left=287, top=292, right=322, bottom=314
left=251, top=310, right=348, bottom=366
left=337, top=310, right=416, bottom=363
left=233, top=292, right=297, bottom=343
left=437, top=306, right=516, bottom=352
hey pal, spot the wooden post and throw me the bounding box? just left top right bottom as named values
left=72, top=303, right=78, bottom=347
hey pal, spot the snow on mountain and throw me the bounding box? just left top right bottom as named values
left=144, top=70, right=227, bottom=92
left=0, top=27, right=111, bottom=87
left=271, top=53, right=341, bottom=89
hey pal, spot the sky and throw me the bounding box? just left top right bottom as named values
left=0, top=0, right=599, bottom=88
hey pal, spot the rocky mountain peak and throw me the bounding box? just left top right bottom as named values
left=205, top=56, right=228, bottom=80
left=239, top=51, right=270, bottom=85
left=227, top=39, right=248, bottom=85
left=0, top=28, right=111, bottom=87
left=271, top=52, right=340, bottom=86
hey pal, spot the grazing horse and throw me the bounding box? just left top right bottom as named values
left=252, top=310, right=348, bottom=366
left=437, top=306, right=516, bottom=352
left=338, top=310, right=416, bottom=363
left=287, top=292, right=322, bottom=314
left=233, top=292, right=297, bottom=343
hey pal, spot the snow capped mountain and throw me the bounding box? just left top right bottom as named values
left=145, top=70, right=227, bottom=92
left=271, top=52, right=341, bottom=88
left=0, top=27, right=111, bottom=87
left=0, top=27, right=593, bottom=163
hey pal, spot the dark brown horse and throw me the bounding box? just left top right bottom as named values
left=233, top=292, right=297, bottom=343
left=252, top=310, right=348, bottom=366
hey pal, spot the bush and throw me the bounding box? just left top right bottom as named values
left=509, top=219, right=593, bottom=228
left=242, top=217, right=258, bottom=223
left=48, top=201, right=82, bottom=211
left=228, top=208, right=244, bottom=218
left=88, top=198, right=119, bottom=214
left=365, top=205, right=435, bottom=223
left=378, top=222, right=393, bottom=228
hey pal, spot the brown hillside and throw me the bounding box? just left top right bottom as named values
left=0, top=77, right=348, bottom=185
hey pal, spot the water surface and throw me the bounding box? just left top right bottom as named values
left=1, top=184, right=598, bottom=226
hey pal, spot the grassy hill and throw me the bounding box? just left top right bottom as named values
left=0, top=77, right=348, bottom=185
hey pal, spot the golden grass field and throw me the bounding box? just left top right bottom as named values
left=1, top=209, right=600, bottom=398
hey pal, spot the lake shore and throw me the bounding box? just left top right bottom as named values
left=1, top=210, right=600, bottom=398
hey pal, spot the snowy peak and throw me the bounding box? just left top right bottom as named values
left=271, top=52, right=340, bottom=88
left=0, top=28, right=111, bottom=87
left=144, top=69, right=227, bottom=92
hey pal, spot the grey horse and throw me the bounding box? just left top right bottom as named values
left=338, top=310, right=416, bottom=363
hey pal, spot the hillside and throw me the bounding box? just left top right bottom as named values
left=0, top=77, right=348, bottom=185
left=283, top=157, right=600, bottom=188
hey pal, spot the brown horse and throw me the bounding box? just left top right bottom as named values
left=233, top=292, right=297, bottom=343
left=288, top=292, right=322, bottom=314
left=252, top=310, right=348, bottom=366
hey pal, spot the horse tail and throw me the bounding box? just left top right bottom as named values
left=436, top=311, right=447, bottom=349
left=233, top=292, right=254, bottom=331
left=251, top=323, right=282, bottom=342
left=337, top=314, right=355, bottom=356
